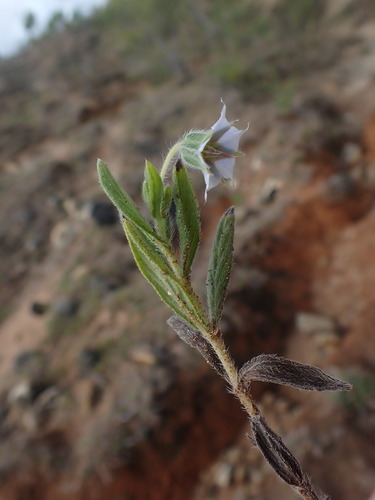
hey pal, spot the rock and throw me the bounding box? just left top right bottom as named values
left=50, top=220, right=78, bottom=249
left=90, top=201, right=118, bottom=226
left=231, top=267, right=268, bottom=291
left=7, top=381, right=32, bottom=405
left=341, top=142, right=362, bottom=165
left=324, top=172, right=354, bottom=200
left=33, top=386, right=63, bottom=413
left=89, top=274, right=124, bottom=293
left=259, top=178, right=282, bottom=204
left=14, top=350, right=45, bottom=375
left=14, top=206, right=35, bottom=227
left=30, top=302, right=48, bottom=315
left=232, top=464, right=249, bottom=485
left=53, top=298, right=79, bottom=317
left=295, top=312, right=337, bottom=336
left=213, top=462, right=233, bottom=488
left=78, top=348, right=102, bottom=374
left=128, top=345, right=158, bottom=365
left=29, top=381, right=52, bottom=403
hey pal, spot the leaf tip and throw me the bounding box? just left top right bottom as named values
left=97, top=158, right=106, bottom=171
left=97, top=158, right=109, bottom=184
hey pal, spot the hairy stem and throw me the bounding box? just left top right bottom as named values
left=160, top=141, right=182, bottom=181
left=200, top=327, right=258, bottom=417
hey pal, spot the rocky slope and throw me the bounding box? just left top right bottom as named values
left=1, top=1, right=375, bottom=499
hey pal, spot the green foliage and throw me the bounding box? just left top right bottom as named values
left=274, top=80, right=296, bottom=113
left=46, top=10, right=66, bottom=34
left=215, top=58, right=278, bottom=102
left=123, top=219, right=206, bottom=331
left=98, top=158, right=207, bottom=330
left=206, top=207, right=235, bottom=330
left=142, top=160, right=164, bottom=219
left=18, top=0, right=339, bottom=91
left=97, top=160, right=152, bottom=234
left=24, top=11, right=36, bottom=33
left=172, top=162, right=201, bottom=275
left=272, top=0, right=326, bottom=35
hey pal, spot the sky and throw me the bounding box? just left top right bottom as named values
left=0, top=0, right=108, bottom=57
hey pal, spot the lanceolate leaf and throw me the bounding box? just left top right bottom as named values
left=123, top=219, right=207, bottom=330
left=173, top=162, right=201, bottom=275
left=206, top=206, right=235, bottom=329
left=142, top=160, right=163, bottom=219
left=250, top=415, right=308, bottom=489
left=161, top=185, right=173, bottom=241
left=239, top=354, right=352, bottom=392
left=161, top=185, right=172, bottom=218
left=97, top=159, right=152, bottom=234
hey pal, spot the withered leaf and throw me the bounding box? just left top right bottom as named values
left=167, top=316, right=227, bottom=379
left=239, top=354, right=352, bottom=392
left=250, top=415, right=324, bottom=499
left=250, top=414, right=304, bottom=486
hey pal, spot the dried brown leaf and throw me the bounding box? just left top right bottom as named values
left=239, top=354, right=352, bottom=392
left=250, top=415, right=325, bottom=499
left=167, top=316, right=227, bottom=379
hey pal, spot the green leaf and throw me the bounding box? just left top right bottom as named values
left=173, top=162, right=201, bottom=275
left=142, top=160, right=163, bottom=219
left=161, top=184, right=173, bottom=241
left=161, top=185, right=172, bottom=218
left=97, top=159, right=152, bottom=234
left=123, top=219, right=207, bottom=331
left=206, top=207, right=235, bottom=329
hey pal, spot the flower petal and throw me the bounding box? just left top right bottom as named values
left=203, top=171, right=221, bottom=201
left=212, top=157, right=235, bottom=179
left=218, top=125, right=248, bottom=153
left=211, top=102, right=232, bottom=134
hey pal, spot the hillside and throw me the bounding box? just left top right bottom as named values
left=1, top=1, right=375, bottom=499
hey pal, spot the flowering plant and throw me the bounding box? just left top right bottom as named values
left=98, top=103, right=351, bottom=500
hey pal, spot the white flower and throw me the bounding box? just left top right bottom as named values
left=179, top=102, right=248, bottom=200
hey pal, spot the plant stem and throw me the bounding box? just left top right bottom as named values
left=202, top=327, right=258, bottom=417
left=160, top=142, right=182, bottom=181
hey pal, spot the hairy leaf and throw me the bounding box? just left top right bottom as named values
left=142, top=160, right=163, bottom=219
left=206, top=206, right=235, bottom=329
left=251, top=414, right=304, bottom=487
left=173, top=161, right=201, bottom=275
left=97, top=159, right=152, bottom=233
left=239, top=354, right=352, bottom=392
left=251, top=415, right=324, bottom=499
left=123, top=220, right=206, bottom=330
left=161, top=185, right=173, bottom=240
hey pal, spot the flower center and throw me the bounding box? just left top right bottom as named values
left=202, top=145, right=233, bottom=163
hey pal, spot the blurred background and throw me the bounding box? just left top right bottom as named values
left=1, top=0, right=375, bottom=498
